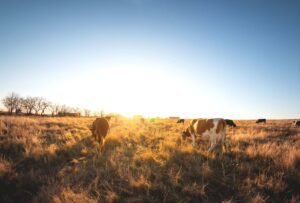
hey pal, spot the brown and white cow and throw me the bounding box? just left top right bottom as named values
left=91, top=117, right=110, bottom=151
left=181, top=118, right=229, bottom=152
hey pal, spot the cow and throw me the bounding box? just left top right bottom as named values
left=181, top=118, right=229, bottom=153
left=225, top=119, right=237, bottom=127
left=91, top=117, right=110, bottom=151
left=104, top=116, right=112, bottom=121
left=294, top=120, right=300, bottom=127
left=256, top=119, right=266, bottom=124
left=177, top=119, right=185, bottom=124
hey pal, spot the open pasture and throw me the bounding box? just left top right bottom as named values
left=0, top=116, right=299, bottom=202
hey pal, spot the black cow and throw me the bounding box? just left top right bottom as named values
left=294, top=120, right=300, bottom=127
left=177, top=119, right=185, bottom=124
left=256, top=119, right=266, bottom=124
left=225, top=119, right=237, bottom=127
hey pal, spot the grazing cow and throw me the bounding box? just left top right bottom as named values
left=256, top=119, right=266, bottom=124
left=104, top=116, right=112, bottom=121
left=91, top=117, right=110, bottom=151
left=294, top=120, right=300, bottom=127
left=177, top=119, right=185, bottom=124
left=225, top=119, right=237, bottom=127
left=181, top=118, right=228, bottom=152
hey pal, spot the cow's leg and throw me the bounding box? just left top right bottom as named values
left=101, top=138, right=106, bottom=152
left=98, top=136, right=102, bottom=145
left=93, top=131, right=98, bottom=141
left=98, top=136, right=105, bottom=152
left=191, top=133, right=196, bottom=147
left=92, top=131, right=95, bottom=140
left=208, top=136, right=217, bottom=152
left=221, top=133, right=226, bottom=152
left=224, top=138, right=231, bottom=152
left=208, top=142, right=217, bottom=152
left=221, top=132, right=230, bottom=152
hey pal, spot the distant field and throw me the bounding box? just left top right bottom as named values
left=0, top=116, right=299, bottom=202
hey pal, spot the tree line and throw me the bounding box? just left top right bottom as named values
left=1, top=92, right=94, bottom=117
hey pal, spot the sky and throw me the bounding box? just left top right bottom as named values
left=0, top=0, right=299, bottom=119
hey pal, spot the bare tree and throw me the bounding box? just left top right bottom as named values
left=40, top=100, right=50, bottom=115
left=20, top=98, right=26, bottom=113
left=2, top=92, right=21, bottom=114
left=57, top=105, right=70, bottom=116
left=54, top=104, right=61, bottom=116
left=49, top=103, right=61, bottom=116
left=72, top=107, right=81, bottom=113
left=93, top=111, right=101, bottom=117
left=84, top=109, right=91, bottom=117
left=15, top=97, right=22, bottom=115
left=60, top=105, right=70, bottom=114
left=1, top=92, right=87, bottom=117
left=21, top=96, right=37, bottom=115
left=33, top=97, right=40, bottom=115
left=15, top=108, right=22, bottom=114
left=33, top=97, right=48, bottom=115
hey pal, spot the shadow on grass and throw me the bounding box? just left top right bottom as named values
left=1, top=132, right=299, bottom=203
left=55, top=138, right=299, bottom=203
left=255, top=128, right=299, bottom=143
left=0, top=135, right=97, bottom=202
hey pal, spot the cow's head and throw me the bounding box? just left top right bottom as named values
left=181, top=129, right=191, bottom=140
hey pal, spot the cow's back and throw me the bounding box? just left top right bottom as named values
left=194, top=118, right=226, bottom=136
left=93, top=117, right=109, bottom=137
left=194, top=119, right=214, bottom=135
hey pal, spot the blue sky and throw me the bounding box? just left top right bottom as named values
left=0, top=0, right=299, bottom=118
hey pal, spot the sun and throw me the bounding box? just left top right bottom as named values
left=48, top=62, right=223, bottom=118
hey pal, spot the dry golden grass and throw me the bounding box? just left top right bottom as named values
left=0, top=116, right=299, bottom=202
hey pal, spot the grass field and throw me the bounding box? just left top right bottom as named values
left=0, top=116, right=299, bottom=202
